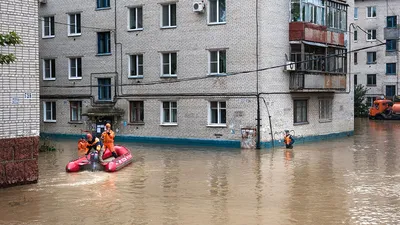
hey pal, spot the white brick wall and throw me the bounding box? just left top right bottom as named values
left=0, top=0, right=40, bottom=139
left=39, top=0, right=354, bottom=142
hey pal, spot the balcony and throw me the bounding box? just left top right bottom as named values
left=289, top=22, right=345, bottom=46
left=290, top=73, right=347, bottom=92
left=384, top=27, right=400, bottom=40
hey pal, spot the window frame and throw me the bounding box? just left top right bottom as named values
left=161, top=3, right=177, bottom=28
left=386, top=85, right=396, bottom=97
left=367, top=52, right=377, bottom=64
left=97, top=32, right=111, bottom=55
left=130, top=101, right=144, bottom=124
left=68, top=13, right=81, bottom=36
left=98, top=78, right=112, bottom=101
left=128, top=54, right=144, bottom=78
left=293, top=99, right=308, bottom=124
left=97, top=0, right=110, bottom=9
left=160, top=52, right=177, bottom=77
left=354, top=52, right=358, bottom=65
left=386, top=63, right=396, bottom=75
left=354, top=30, right=358, bottom=41
left=366, top=6, right=376, bottom=18
left=128, top=6, right=143, bottom=31
left=161, top=101, right=178, bottom=125
left=366, top=29, right=377, bottom=41
left=43, top=101, right=56, bottom=122
left=70, top=101, right=82, bottom=122
left=43, top=59, right=56, bottom=80
left=354, top=74, right=358, bottom=86
left=387, top=16, right=397, bottom=28
left=42, top=16, right=55, bottom=38
left=354, top=7, right=358, bottom=20
left=208, top=101, right=227, bottom=127
left=208, top=0, right=226, bottom=25
left=386, top=39, right=397, bottom=52
left=367, top=74, right=377, bottom=86
left=319, top=98, right=333, bottom=122
left=208, top=50, right=227, bottom=75
left=68, top=57, right=82, bottom=80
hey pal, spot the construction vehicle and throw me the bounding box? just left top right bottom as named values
left=369, top=96, right=400, bottom=120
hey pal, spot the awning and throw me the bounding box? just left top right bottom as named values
left=302, top=41, right=328, bottom=48
left=82, top=107, right=125, bottom=117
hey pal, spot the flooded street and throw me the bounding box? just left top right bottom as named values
left=1, top=118, right=400, bottom=225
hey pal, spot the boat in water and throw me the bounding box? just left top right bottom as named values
left=66, top=145, right=133, bottom=172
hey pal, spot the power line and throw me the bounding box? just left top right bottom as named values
left=40, top=42, right=386, bottom=88
left=38, top=18, right=115, bottom=31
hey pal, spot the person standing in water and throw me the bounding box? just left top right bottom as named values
left=283, top=130, right=295, bottom=149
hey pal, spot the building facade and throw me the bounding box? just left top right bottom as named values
left=352, top=0, right=400, bottom=106
left=0, top=0, right=40, bottom=187
left=39, top=0, right=354, bottom=148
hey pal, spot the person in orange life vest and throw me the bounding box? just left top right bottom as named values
left=101, top=123, right=118, bottom=158
left=77, top=136, right=88, bottom=156
left=283, top=130, right=295, bottom=149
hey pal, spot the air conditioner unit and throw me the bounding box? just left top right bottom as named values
left=193, top=2, right=205, bottom=13
left=39, top=0, right=47, bottom=4
left=286, top=61, right=296, bottom=71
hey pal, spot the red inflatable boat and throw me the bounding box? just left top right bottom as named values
left=66, top=145, right=133, bottom=172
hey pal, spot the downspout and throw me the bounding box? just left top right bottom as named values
left=255, top=0, right=261, bottom=149
left=114, top=0, right=118, bottom=99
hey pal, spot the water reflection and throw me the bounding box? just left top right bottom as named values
left=1, top=119, right=400, bottom=224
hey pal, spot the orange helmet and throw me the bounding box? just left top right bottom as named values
left=105, top=123, right=111, bottom=128
left=86, top=133, right=92, bottom=140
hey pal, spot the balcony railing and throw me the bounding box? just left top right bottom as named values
left=290, top=73, right=347, bottom=91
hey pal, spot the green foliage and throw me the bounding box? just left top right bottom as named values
left=39, top=137, right=57, bottom=152
left=354, top=84, right=370, bottom=117
left=0, top=31, right=22, bottom=64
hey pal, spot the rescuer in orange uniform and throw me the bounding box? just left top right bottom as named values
left=283, top=130, right=295, bottom=149
left=101, top=123, right=118, bottom=158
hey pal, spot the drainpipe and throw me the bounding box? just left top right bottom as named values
left=114, top=0, right=118, bottom=99
left=255, top=0, right=261, bottom=149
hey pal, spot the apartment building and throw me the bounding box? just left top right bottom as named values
left=39, top=0, right=354, bottom=148
left=352, top=0, right=400, bottom=106
left=0, top=0, right=40, bottom=187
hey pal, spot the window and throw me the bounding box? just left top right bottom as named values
left=98, top=78, right=111, bottom=101
left=161, top=4, right=176, bottom=28
left=387, top=16, right=397, bottom=28
left=386, top=63, right=396, bottom=75
left=129, top=55, right=143, bottom=77
left=69, top=58, right=82, bottom=79
left=294, top=100, right=308, bottom=124
left=386, top=85, right=396, bottom=97
left=209, top=50, right=226, bottom=75
left=386, top=40, right=397, bottom=52
left=209, top=101, right=226, bottom=125
left=354, top=30, right=358, bottom=41
left=70, top=101, right=82, bottom=121
left=97, top=0, right=110, bottom=9
left=327, top=1, right=347, bottom=31
left=161, top=53, right=177, bottom=77
left=129, top=7, right=143, bottom=30
left=367, top=29, right=376, bottom=41
left=68, top=14, right=81, bottom=36
left=319, top=99, right=332, bottom=121
left=43, top=59, right=56, bottom=80
left=130, top=101, right=144, bottom=123
left=354, top=7, right=358, bottom=19
left=42, top=16, right=55, bottom=38
left=354, top=52, right=358, bottom=64
left=209, top=0, right=226, bottom=24
left=44, top=101, right=56, bottom=122
left=367, top=97, right=374, bottom=107
left=97, top=32, right=111, bottom=54
left=367, top=74, right=376, bottom=86
left=161, top=101, right=177, bottom=124
left=367, top=6, right=376, bottom=18
left=367, top=52, right=377, bottom=64
left=354, top=74, right=358, bottom=86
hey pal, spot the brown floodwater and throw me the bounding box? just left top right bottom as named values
left=1, top=118, right=400, bottom=225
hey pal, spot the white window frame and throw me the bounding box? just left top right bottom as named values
left=208, top=101, right=227, bottom=127
left=319, top=98, right=332, bottom=122
left=366, top=6, right=376, bottom=18
left=128, top=7, right=143, bottom=31
left=128, top=54, right=144, bottom=78
left=366, top=29, right=377, bottom=41
left=160, top=101, right=178, bottom=125
left=160, top=52, right=177, bottom=77
left=208, top=50, right=227, bottom=75
left=43, top=59, right=56, bottom=80
left=160, top=4, right=177, bottom=28
left=70, top=101, right=82, bottom=122
left=43, top=101, right=56, bottom=122
left=42, top=16, right=55, bottom=38
left=68, top=13, right=81, bottom=36
left=208, top=0, right=226, bottom=24
left=69, top=58, right=82, bottom=80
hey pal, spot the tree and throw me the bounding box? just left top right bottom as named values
left=354, top=84, right=369, bottom=117
left=0, top=31, right=22, bottom=64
